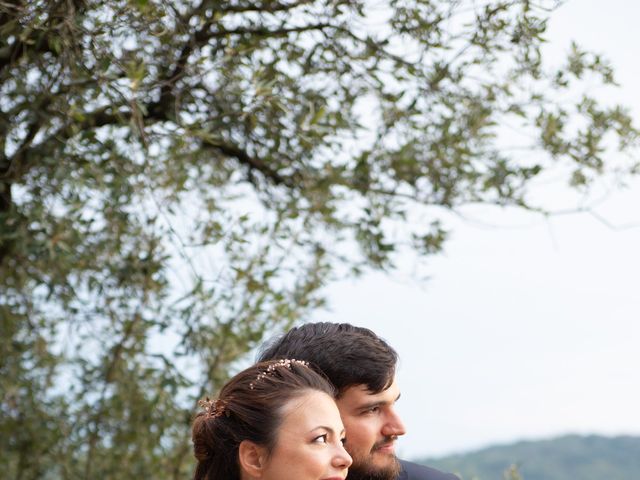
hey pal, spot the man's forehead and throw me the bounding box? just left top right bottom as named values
left=338, top=378, right=400, bottom=405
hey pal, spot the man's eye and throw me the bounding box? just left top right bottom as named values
left=313, top=434, right=328, bottom=443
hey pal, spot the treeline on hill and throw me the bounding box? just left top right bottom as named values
left=419, top=435, right=640, bottom=480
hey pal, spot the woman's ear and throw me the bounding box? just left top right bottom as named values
left=238, top=440, right=268, bottom=478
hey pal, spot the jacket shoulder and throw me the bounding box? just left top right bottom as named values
left=399, top=459, right=459, bottom=480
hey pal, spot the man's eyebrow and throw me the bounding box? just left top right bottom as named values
left=357, top=400, right=387, bottom=410
left=357, top=393, right=401, bottom=410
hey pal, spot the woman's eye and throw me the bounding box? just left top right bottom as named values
left=341, top=437, right=347, bottom=446
left=313, top=434, right=328, bottom=443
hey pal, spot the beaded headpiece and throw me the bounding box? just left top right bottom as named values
left=198, top=359, right=311, bottom=416
left=249, top=358, right=310, bottom=390
left=198, top=397, right=227, bottom=419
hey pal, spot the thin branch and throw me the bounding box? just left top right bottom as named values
left=7, top=99, right=294, bottom=192
left=207, top=22, right=333, bottom=39
left=217, top=0, right=315, bottom=14
left=0, top=0, right=88, bottom=73
left=202, top=138, right=292, bottom=187
left=2, top=113, right=47, bottom=179
left=150, top=13, right=332, bottom=118
left=337, top=27, right=417, bottom=68
left=588, top=209, right=640, bottom=230
left=149, top=17, right=218, bottom=120
left=544, top=206, right=640, bottom=230
left=4, top=105, right=122, bottom=182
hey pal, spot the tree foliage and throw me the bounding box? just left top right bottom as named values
left=0, top=1, right=637, bottom=478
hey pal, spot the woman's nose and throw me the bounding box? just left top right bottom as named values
left=333, top=444, right=352, bottom=469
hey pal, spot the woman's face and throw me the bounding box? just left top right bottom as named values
left=261, top=390, right=352, bottom=480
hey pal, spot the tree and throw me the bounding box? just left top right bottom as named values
left=1, top=1, right=637, bottom=478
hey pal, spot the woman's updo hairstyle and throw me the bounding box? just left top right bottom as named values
left=192, top=359, right=335, bottom=480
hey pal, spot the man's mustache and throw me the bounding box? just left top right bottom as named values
left=371, top=436, right=398, bottom=452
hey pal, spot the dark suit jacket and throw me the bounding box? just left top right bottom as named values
left=399, top=459, right=459, bottom=480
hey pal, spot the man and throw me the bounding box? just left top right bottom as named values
left=258, top=322, right=458, bottom=480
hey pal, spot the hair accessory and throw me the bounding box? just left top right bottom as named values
left=249, top=358, right=310, bottom=390
left=198, top=397, right=227, bottom=418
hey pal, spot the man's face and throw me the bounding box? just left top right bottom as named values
left=335, top=378, right=406, bottom=480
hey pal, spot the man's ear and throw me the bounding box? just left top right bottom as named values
left=238, top=440, right=268, bottom=478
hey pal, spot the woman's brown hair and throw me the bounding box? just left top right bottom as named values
left=192, top=359, right=335, bottom=480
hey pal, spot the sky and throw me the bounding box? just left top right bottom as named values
left=312, top=0, right=640, bottom=459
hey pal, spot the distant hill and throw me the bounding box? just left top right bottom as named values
left=417, top=434, right=640, bottom=480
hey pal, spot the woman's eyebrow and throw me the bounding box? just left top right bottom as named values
left=310, top=425, right=334, bottom=433
left=310, top=426, right=346, bottom=436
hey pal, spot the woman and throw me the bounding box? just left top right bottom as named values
left=192, top=359, right=352, bottom=480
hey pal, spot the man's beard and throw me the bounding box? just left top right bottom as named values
left=346, top=438, right=402, bottom=480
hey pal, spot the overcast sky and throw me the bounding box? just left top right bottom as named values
left=313, top=0, right=640, bottom=459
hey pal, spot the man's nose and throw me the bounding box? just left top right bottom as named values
left=381, top=408, right=406, bottom=437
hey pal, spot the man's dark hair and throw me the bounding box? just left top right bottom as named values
left=258, top=322, right=398, bottom=395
